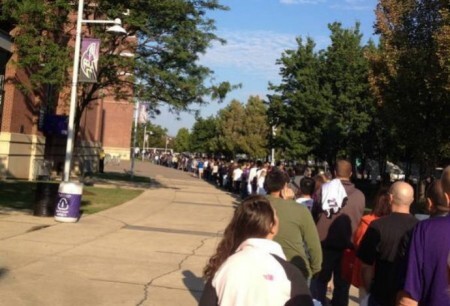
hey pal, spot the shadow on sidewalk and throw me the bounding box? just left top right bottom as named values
left=94, top=170, right=182, bottom=191
left=182, top=270, right=204, bottom=303
left=0, top=267, right=9, bottom=279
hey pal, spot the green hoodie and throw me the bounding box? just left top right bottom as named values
left=267, top=195, right=322, bottom=279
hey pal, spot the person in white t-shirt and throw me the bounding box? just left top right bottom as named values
left=247, top=160, right=262, bottom=195
left=232, top=164, right=243, bottom=194
left=257, top=169, right=268, bottom=195
left=211, top=160, right=219, bottom=185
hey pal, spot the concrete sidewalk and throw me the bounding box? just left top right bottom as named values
left=0, top=161, right=359, bottom=305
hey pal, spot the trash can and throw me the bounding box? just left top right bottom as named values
left=54, top=182, right=83, bottom=223
left=34, top=182, right=59, bottom=217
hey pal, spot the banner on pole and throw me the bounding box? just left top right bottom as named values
left=138, top=104, right=148, bottom=124
left=79, top=38, right=101, bottom=83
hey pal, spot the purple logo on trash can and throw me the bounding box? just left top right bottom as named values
left=55, top=193, right=81, bottom=219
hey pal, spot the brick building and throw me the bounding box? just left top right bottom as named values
left=0, top=17, right=134, bottom=180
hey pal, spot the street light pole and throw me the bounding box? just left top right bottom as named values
left=63, top=0, right=84, bottom=182
left=63, top=0, right=126, bottom=182
left=165, top=136, right=170, bottom=154
left=271, top=125, right=276, bottom=166
left=130, top=101, right=139, bottom=179
left=142, top=124, right=146, bottom=161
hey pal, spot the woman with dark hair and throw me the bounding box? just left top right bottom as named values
left=351, top=186, right=391, bottom=300
left=425, top=179, right=449, bottom=217
left=200, top=195, right=313, bottom=306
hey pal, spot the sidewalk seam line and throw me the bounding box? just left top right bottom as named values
left=136, top=235, right=214, bottom=306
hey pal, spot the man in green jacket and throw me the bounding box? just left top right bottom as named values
left=266, top=169, right=322, bottom=281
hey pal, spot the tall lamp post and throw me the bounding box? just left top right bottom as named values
left=63, top=0, right=126, bottom=182
left=271, top=125, right=277, bottom=166
left=142, top=128, right=153, bottom=161
left=165, top=136, right=171, bottom=154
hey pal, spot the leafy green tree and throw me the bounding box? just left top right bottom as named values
left=173, top=127, right=191, bottom=153
left=190, top=116, right=219, bottom=154
left=369, top=0, right=450, bottom=174
left=134, top=123, right=167, bottom=149
left=189, top=96, right=268, bottom=158
left=216, top=100, right=246, bottom=158
left=1, top=0, right=232, bottom=139
left=318, top=22, right=376, bottom=164
left=242, top=96, right=269, bottom=158
left=268, top=23, right=375, bottom=166
left=267, top=37, right=331, bottom=160
left=0, top=1, right=71, bottom=103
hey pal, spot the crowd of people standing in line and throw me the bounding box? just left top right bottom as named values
left=152, top=152, right=332, bottom=200
left=175, top=158, right=450, bottom=306
left=151, top=154, right=450, bottom=306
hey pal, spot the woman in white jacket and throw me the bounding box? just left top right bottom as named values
left=200, top=195, right=313, bottom=306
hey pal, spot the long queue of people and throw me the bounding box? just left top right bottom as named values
left=157, top=154, right=330, bottom=200
left=182, top=159, right=450, bottom=306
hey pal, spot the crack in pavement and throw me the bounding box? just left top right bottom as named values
left=173, top=201, right=233, bottom=208
left=88, top=278, right=143, bottom=286
left=136, top=236, right=213, bottom=306
left=150, top=284, right=203, bottom=293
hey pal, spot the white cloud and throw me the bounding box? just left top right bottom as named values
left=200, top=30, right=296, bottom=82
left=280, top=0, right=326, bottom=4
left=279, top=0, right=373, bottom=10
left=200, top=30, right=329, bottom=83
left=330, top=0, right=375, bottom=10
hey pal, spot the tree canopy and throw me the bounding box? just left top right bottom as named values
left=1, top=0, right=232, bottom=138
left=173, top=127, right=191, bottom=153
left=190, top=116, right=219, bottom=154
left=188, top=96, right=269, bottom=159
left=267, top=22, right=376, bottom=165
left=368, top=0, right=450, bottom=174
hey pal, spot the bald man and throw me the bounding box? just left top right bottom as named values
left=398, top=165, right=450, bottom=306
left=357, top=181, right=418, bottom=306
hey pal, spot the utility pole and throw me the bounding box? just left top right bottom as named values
left=165, top=136, right=170, bottom=153
left=130, top=101, right=139, bottom=179
left=271, top=125, right=276, bottom=166
left=142, top=124, right=146, bottom=161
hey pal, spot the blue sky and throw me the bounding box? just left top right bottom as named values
left=153, top=0, right=378, bottom=136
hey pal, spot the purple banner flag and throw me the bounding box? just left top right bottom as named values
left=79, top=38, right=101, bottom=83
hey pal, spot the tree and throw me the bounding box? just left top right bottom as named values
left=190, top=116, right=219, bottom=154
left=0, top=1, right=71, bottom=106
left=1, top=0, right=233, bottom=139
left=369, top=0, right=450, bottom=174
left=267, top=23, right=375, bottom=165
left=267, top=37, right=331, bottom=161
left=318, top=22, right=376, bottom=164
left=242, top=96, right=269, bottom=159
left=173, top=127, right=191, bottom=153
left=216, top=100, right=246, bottom=158
left=134, top=122, right=167, bottom=149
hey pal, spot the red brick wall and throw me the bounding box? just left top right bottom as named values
left=79, top=100, right=102, bottom=142
left=102, top=99, right=133, bottom=149
left=1, top=52, right=40, bottom=135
